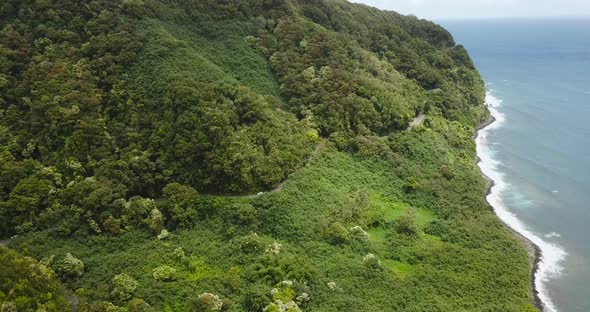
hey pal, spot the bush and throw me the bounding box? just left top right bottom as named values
left=349, top=226, right=369, bottom=242
left=189, top=293, right=223, bottom=312
left=320, top=221, right=349, bottom=245
left=363, top=253, right=384, bottom=272
left=265, top=242, right=282, bottom=255
left=146, top=208, right=165, bottom=234
left=243, top=284, right=270, bottom=312
left=0, top=303, right=17, bottom=312
left=88, top=301, right=118, bottom=312
left=157, top=229, right=171, bottom=240
left=57, top=253, right=84, bottom=278
left=152, top=266, right=176, bottom=281
left=127, top=299, right=155, bottom=312
left=235, top=232, right=263, bottom=253
left=395, top=211, right=419, bottom=236
left=111, top=273, right=139, bottom=301
left=173, top=247, right=185, bottom=261
left=264, top=281, right=304, bottom=312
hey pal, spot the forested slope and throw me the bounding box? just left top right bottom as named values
left=0, top=0, right=534, bottom=311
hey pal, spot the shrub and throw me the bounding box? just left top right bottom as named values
left=57, top=253, right=84, bottom=278
left=236, top=232, right=263, bottom=253
left=263, top=281, right=305, bottom=312
left=0, top=303, right=17, bottom=312
left=395, top=211, right=419, bottom=236
left=327, top=281, right=341, bottom=292
left=189, top=292, right=223, bottom=312
left=173, top=247, right=185, bottom=260
left=243, top=284, right=269, bottom=312
left=265, top=242, right=282, bottom=255
left=229, top=203, right=258, bottom=227
left=152, top=266, right=176, bottom=281
left=157, top=229, right=171, bottom=240
left=306, top=130, right=319, bottom=142
left=127, top=299, right=155, bottom=312
left=363, top=253, right=383, bottom=272
left=111, top=273, right=138, bottom=301
left=226, top=266, right=242, bottom=293
left=349, top=226, right=369, bottom=241
left=320, top=221, right=348, bottom=245
left=88, top=301, right=118, bottom=312
left=146, top=208, right=164, bottom=234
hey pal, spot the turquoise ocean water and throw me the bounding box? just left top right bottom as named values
left=441, top=18, right=590, bottom=312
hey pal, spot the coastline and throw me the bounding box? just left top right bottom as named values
left=475, top=113, right=544, bottom=312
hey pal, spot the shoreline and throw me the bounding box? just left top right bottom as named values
left=475, top=114, right=544, bottom=312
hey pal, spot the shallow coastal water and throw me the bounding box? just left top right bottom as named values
left=442, top=18, right=590, bottom=312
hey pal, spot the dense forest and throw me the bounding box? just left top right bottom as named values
left=0, top=0, right=534, bottom=311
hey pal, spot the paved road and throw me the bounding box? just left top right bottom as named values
left=408, top=113, right=425, bottom=129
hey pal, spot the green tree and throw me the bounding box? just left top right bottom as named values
left=127, top=299, right=155, bottom=312
left=188, top=293, right=223, bottom=312
left=57, top=253, right=84, bottom=278
left=152, top=265, right=176, bottom=281
left=395, top=210, right=419, bottom=236
left=111, top=273, right=139, bottom=301
left=160, top=183, right=199, bottom=229
left=0, top=247, right=70, bottom=311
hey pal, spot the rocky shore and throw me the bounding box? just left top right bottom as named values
left=475, top=114, right=544, bottom=312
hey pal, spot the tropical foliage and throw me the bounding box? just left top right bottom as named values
left=0, top=0, right=534, bottom=311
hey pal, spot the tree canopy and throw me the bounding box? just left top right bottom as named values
left=0, top=1, right=536, bottom=311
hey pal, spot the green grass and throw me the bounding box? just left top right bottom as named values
left=367, top=226, right=387, bottom=243
left=368, top=192, right=436, bottom=226
left=382, top=259, right=414, bottom=278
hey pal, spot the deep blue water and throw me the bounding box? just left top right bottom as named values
left=441, top=18, right=590, bottom=312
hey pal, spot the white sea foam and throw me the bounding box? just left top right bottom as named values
left=545, top=232, right=562, bottom=239
left=476, top=91, right=566, bottom=312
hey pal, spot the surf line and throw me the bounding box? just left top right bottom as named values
left=475, top=91, right=566, bottom=312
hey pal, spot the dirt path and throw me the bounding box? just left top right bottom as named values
left=408, top=112, right=425, bottom=129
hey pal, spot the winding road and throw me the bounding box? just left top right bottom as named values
left=211, top=113, right=424, bottom=200
left=204, top=113, right=426, bottom=200
left=203, top=139, right=327, bottom=199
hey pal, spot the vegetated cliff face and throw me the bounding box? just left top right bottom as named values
left=0, top=1, right=535, bottom=311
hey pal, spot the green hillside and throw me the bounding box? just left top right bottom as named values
left=0, top=0, right=534, bottom=311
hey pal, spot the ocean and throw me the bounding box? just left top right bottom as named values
left=441, top=18, right=590, bottom=312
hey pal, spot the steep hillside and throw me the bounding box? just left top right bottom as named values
left=0, top=0, right=534, bottom=311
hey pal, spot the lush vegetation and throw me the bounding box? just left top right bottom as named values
left=0, top=246, right=71, bottom=311
left=0, top=0, right=533, bottom=311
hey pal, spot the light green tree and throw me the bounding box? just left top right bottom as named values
left=111, top=273, right=138, bottom=301
left=152, top=265, right=176, bottom=281
left=57, top=253, right=84, bottom=278
left=189, top=292, right=223, bottom=312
